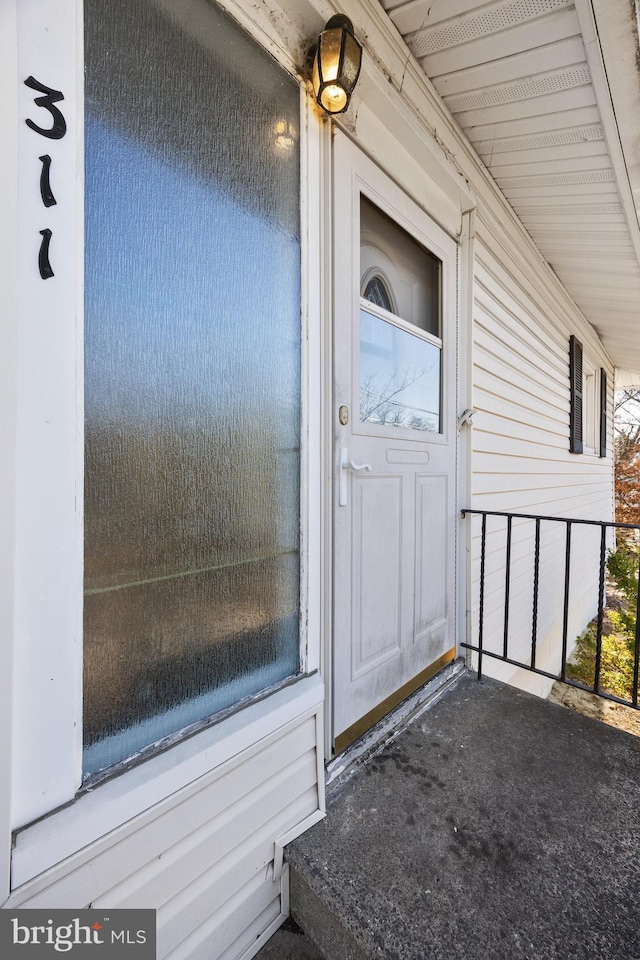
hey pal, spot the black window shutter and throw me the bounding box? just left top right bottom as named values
left=569, top=335, right=583, bottom=454
left=599, top=368, right=607, bottom=458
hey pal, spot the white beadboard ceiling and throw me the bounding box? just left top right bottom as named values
left=379, top=0, right=640, bottom=377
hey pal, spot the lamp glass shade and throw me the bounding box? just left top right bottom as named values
left=341, top=31, right=361, bottom=89
left=319, top=27, right=343, bottom=83
left=312, top=52, right=321, bottom=97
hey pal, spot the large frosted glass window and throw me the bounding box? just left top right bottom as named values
left=84, top=0, right=301, bottom=777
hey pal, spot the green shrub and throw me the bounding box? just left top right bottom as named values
left=566, top=546, right=638, bottom=701
left=567, top=623, right=635, bottom=700
left=606, top=546, right=638, bottom=637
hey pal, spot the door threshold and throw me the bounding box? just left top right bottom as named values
left=334, top=648, right=457, bottom=755
left=326, top=656, right=467, bottom=789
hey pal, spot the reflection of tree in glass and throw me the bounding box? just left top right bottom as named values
left=360, top=368, right=437, bottom=432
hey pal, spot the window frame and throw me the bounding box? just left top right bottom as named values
left=8, top=0, right=323, bottom=886
left=599, top=368, right=607, bottom=459
left=354, top=183, right=449, bottom=447
left=582, top=356, right=598, bottom=455
left=0, top=0, right=20, bottom=901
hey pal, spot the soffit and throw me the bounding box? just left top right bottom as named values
left=378, top=0, right=640, bottom=374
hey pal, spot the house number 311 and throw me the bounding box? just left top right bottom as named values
left=24, top=75, right=67, bottom=279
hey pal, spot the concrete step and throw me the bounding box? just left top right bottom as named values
left=253, top=919, right=323, bottom=960
left=285, top=672, right=640, bottom=960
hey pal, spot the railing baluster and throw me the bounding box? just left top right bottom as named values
left=593, top=525, right=607, bottom=694
left=503, top=515, right=512, bottom=660
left=478, top=513, right=487, bottom=681
left=531, top=518, right=540, bottom=670
left=560, top=521, right=572, bottom=682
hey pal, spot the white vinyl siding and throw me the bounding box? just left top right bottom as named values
left=8, top=704, right=323, bottom=960
left=467, top=215, right=614, bottom=695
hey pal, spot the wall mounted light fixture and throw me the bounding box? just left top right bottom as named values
left=311, top=15, right=362, bottom=115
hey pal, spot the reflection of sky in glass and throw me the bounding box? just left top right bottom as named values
left=85, top=115, right=300, bottom=428
left=359, top=310, right=440, bottom=433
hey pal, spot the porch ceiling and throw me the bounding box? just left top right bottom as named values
left=379, top=0, right=640, bottom=377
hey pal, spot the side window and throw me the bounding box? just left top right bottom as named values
left=569, top=337, right=606, bottom=457
left=83, top=0, right=301, bottom=778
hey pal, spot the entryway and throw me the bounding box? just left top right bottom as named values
left=331, top=134, right=458, bottom=752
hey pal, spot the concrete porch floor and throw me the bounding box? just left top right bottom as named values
left=259, top=671, right=640, bottom=960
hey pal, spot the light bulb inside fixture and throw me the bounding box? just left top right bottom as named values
left=320, top=85, right=347, bottom=112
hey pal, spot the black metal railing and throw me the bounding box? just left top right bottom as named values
left=461, top=509, right=640, bottom=710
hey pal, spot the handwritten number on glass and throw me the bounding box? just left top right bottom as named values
left=24, top=76, right=67, bottom=140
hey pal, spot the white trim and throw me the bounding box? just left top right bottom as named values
left=457, top=210, right=476, bottom=661
left=317, top=117, right=334, bottom=765
left=280, top=863, right=290, bottom=918
left=12, top=0, right=84, bottom=830
left=300, top=90, right=324, bottom=677
left=574, top=0, right=640, bottom=267
left=235, top=864, right=290, bottom=960
left=273, top=809, right=326, bottom=880
left=582, top=355, right=598, bottom=456
left=0, top=0, right=18, bottom=907
left=11, top=675, right=324, bottom=890
left=359, top=299, right=443, bottom=351
left=237, top=874, right=288, bottom=960
left=272, top=688, right=327, bottom=878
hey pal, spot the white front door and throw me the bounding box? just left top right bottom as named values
left=333, top=134, right=458, bottom=752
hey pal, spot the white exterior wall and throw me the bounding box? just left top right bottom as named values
left=8, top=692, right=324, bottom=960
left=466, top=205, right=615, bottom=695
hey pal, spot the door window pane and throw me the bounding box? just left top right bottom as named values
left=84, top=0, right=301, bottom=777
left=359, top=197, right=442, bottom=434
left=359, top=310, right=441, bottom=432
left=360, top=197, right=441, bottom=336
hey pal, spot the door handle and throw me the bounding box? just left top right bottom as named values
left=339, top=447, right=371, bottom=506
